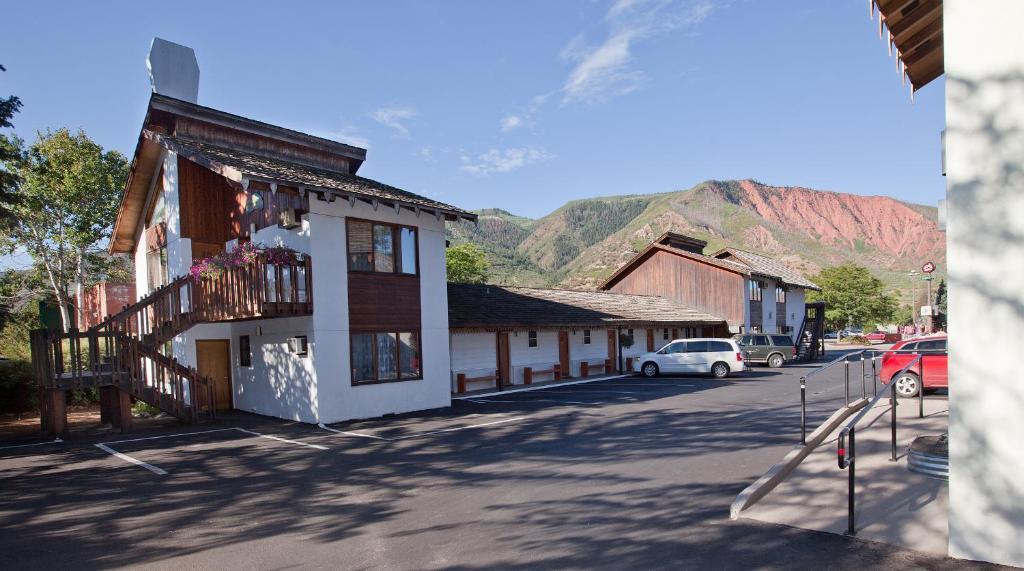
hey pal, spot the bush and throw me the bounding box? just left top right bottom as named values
left=131, top=400, right=162, bottom=417
left=842, top=335, right=871, bottom=346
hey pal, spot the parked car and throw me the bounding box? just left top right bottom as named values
left=633, top=338, right=745, bottom=378
left=735, top=334, right=797, bottom=368
left=866, top=331, right=902, bottom=344
left=824, top=331, right=839, bottom=340
left=879, top=335, right=948, bottom=397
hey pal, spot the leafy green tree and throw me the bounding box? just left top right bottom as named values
left=446, top=242, right=490, bottom=284
left=891, top=305, right=914, bottom=327
left=806, top=263, right=898, bottom=331
left=0, top=63, right=24, bottom=230
left=0, top=129, right=128, bottom=331
left=933, top=279, right=947, bottom=330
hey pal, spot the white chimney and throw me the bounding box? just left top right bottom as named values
left=146, top=38, right=199, bottom=103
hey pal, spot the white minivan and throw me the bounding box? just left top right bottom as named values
left=632, top=338, right=745, bottom=378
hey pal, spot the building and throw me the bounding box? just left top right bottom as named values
left=600, top=232, right=819, bottom=336
left=859, top=0, right=1024, bottom=566
left=74, top=281, right=136, bottom=330
left=447, top=283, right=728, bottom=393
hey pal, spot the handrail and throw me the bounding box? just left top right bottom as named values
left=799, top=348, right=879, bottom=444
left=836, top=353, right=925, bottom=536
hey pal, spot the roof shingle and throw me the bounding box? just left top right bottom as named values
left=448, top=283, right=725, bottom=330
left=714, top=248, right=820, bottom=290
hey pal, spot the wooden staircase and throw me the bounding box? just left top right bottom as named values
left=795, top=301, right=826, bottom=362
left=30, top=253, right=313, bottom=433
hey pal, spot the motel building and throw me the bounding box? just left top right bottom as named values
left=601, top=232, right=820, bottom=337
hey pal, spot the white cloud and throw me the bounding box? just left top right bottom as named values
left=561, top=0, right=716, bottom=105
left=459, top=147, right=554, bottom=176
left=316, top=124, right=370, bottom=149
left=500, top=115, right=524, bottom=132
left=371, top=106, right=417, bottom=138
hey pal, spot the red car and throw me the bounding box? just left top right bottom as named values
left=866, top=332, right=902, bottom=344
left=879, top=335, right=948, bottom=397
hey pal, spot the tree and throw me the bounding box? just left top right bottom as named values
left=806, top=263, right=898, bottom=331
left=0, top=63, right=24, bottom=230
left=933, top=279, right=947, bottom=330
left=446, top=242, right=490, bottom=284
left=0, top=129, right=128, bottom=331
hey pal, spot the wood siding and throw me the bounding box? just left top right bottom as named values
left=176, top=117, right=353, bottom=173
left=178, top=156, right=234, bottom=244
left=347, top=273, right=421, bottom=331
left=232, top=181, right=310, bottom=238
left=605, top=249, right=745, bottom=326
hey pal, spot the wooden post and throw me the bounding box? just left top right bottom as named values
left=553, top=364, right=562, bottom=381
left=457, top=373, right=467, bottom=394
left=605, top=358, right=612, bottom=372
left=110, top=388, right=134, bottom=433
left=100, top=386, right=114, bottom=424
left=581, top=362, right=590, bottom=377
left=523, top=367, right=533, bottom=385
left=40, top=389, right=67, bottom=437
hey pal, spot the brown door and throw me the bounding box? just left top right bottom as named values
left=496, top=332, right=511, bottom=386
left=197, top=340, right=232, bottom=411
left=646, top=329, right=655, bottom=352
left=558, top=331, right=571, bottom=378
left=607, top=330, right=618, bottom=371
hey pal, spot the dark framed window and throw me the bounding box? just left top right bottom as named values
left=708, top=341, right=734, bottom=352
left=663, top=328, right=670, bottom=340
left=583, top=330, right=591, bottom=344
left=771, top=335, right=794, bottom=347
left=776, top=287, right=786, bottom=303
left=685, top=341, right=709, bottom=353
left=659, top=341, right=686, bottom=354
left=749, top=280, right=763, bottom=302
left=351, top=331, right=421, bottom=385
left=239, top=335, right=252, bottom=367
left=528, top=331, right=538, bottom=348
left=347, top=218, right=418, bottom=275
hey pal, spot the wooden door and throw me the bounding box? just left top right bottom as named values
left=607, top=330, right=618, bottom=372
left=496, top=332, right=511, bottom=386
left=646, top=329, right=655, bottom=352
left=558, top=331, right=571, bottom=378
left=197, top=340, right=232, bottom=411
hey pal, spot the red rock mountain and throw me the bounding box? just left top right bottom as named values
left=448, top=179, right=946, bottom=296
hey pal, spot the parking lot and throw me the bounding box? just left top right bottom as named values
left=0, top=351, right=971, bottom=570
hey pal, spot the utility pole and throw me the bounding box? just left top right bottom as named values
left=908, top=270, right=919, bottom=334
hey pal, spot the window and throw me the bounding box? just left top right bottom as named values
left=917, top=339, right=947, bottom=352
left=150, top=191, right=166, bottom=225
left=659, top=341, right=686, bottom=354
left=749, top=280, right=763, bottom=302
left=663, top=328, right=670, bottom=340
left=752, top=335, right=770, bottom=346
left=771, top=335, right=794, bottom=347
left=239, top=335, right=252, bottom=367
left=583, top=330, right=591, bottom=344
left=528, top=331, right=538, bottom=348
left=244, top=191, right=264, bottom=214
left=686, top=341, right=709, bottom=353
left=776, top=287, right=786, bottom=303
left=146, top=247, right=168, bottom=291
left=347, top=219, right=418, bottom=275
left=351, top=331, right=421, bottom=384
left=708, top=341, right=734, bottom=352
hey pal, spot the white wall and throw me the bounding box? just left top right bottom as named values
left=785, top=287, right=806, bottom=336
left=568, top=328, right=610, bottom=376
left=230, top=317, right=317, bottom=423
left=449, top=331, right=497, bottom=390
left=509, top=329, right=559, bottom=382
left=945, top=2, right=1024, bottom=566
left=308, top=197, right=452, bottom=423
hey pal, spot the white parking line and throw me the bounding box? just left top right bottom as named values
left=0, top=438, right=64, bottom=451
left=541, top=389, right=640, bottom=395
left=94, top=443, right=168, bottom=475
left=451, top=374, right=628, bottom=400
left=319, top=416, right=527, bottom=441
left=466, top=398, right=596, bottom=405
left=94, top=427, right=327, bottom=474
left=233, top=428, right=328, bottom=450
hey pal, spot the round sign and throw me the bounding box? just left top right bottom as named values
left=922, top=262, right=936, bottom=274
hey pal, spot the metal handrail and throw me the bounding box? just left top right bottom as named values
left=798, top=348, right=880, bottom=444
left=836, top=354, right=924, bottom=536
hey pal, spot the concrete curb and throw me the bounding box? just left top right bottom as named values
left=729, top=397, right=869, bottom=520
left=451, top=374, right=629, bottom=400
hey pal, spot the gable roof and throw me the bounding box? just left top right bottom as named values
left=599, top=242, right=750, bottom=291
left=712, top=248, right=820, bottom=290
left=448, top=283, right=725, bottom=330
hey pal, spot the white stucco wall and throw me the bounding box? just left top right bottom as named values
left=945, top=2, right=1024, bottom=566
left=568, top=328, right=611, bottom=377
left=449, top=331, right=497, bottom=390
left=509, top=329, right=559, bottom=382
left=308, top=198, right=452, bottom=423
left=784, top=287, right=806, bottom=337
left=230, top=317, right=317, bottom=423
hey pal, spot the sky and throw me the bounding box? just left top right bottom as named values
left=1, top=0, right=946, bottom=221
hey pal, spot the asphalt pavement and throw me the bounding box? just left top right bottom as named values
left=0, top=349, right=999, bottom=570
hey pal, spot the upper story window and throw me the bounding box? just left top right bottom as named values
left=583, top=330, right=591, bottom=344
left=776, top=287, right=786, bottom=303
left=347, top=219, right=418, bottom=275
left=749, top=280, right=763, bottom=302
left=528, top=331, right=538, bottom=348
left=149, top=192, right=166, bottom=227
left=244, top=191, right=264, bottom=214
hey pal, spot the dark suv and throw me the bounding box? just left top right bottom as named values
left=736, top=334, right=796, bottom=368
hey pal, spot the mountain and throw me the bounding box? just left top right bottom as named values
left=446, top=179, right=946, bottom=297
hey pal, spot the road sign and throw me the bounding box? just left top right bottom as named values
left=922, top=261, right=936, bottom=274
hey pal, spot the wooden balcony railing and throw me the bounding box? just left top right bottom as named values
left=94, top=253, right=313, bottom=346
left=29, top=328, right=215, bottom=423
